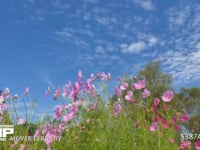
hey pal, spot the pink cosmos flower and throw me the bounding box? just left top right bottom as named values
left=181, top=115, right=189, bottom=123
left=114, top=86, right=122, bottom=97
left=113, top=102, right=121, bottom=116
left=116, top=77, right=121, bottom=81
left=132, top=80, right=145, bottom=90
left=142, top=89, right=151, bottom=98
left=162, top=90, right=174, bottom=102
left=78, top=70, right=82, bottom=81
left=90, top=84, right=96, bottom=96
left=54, top=87, right=61, bottom=100
left=62, top=104, right=78, bottom=123
left=23, top=87, right=29, bottom=95
left=163, top=104, right=169, bottom=110
left=120, top=82, right=129, bottom=90
left=83, top=79, right=91, bottom=92
left=89, top=102, right=98, bottom=111
left=63, top=82, right=71, bottom=96
left=62, top=112, right=76, bottom=123
left=150, top=122, right=159, bottom=131
left=57, top=123, right=64, bottom=134
left=3, top=88, right=10, bottom=99
left=90, top=73, right=95, bottom=81
left=45, top=129, right=57, bottom=147
left=153, top=115, right=159, bottom=122
left=108, top=73, right=111, bottom=80
left=70, top=82, right=80, bottom=101
left=1, top=103, right=7, bottom=108
left=195, top=140, right=200, bottom=150
left=34, top=128, right=40, bottom=138
left=17, top=117, right=25, bottom=125
left=172, top=115, right=178, bottom=123
left=174, top=125, right=181, bottom=131
left=71, top=104, right=78, bottom=114
left=161, top=118, right=169, bottom=128
left=0, top=103, right=8, bottom=115
left=45, top=86, right=51, bottom=96
left=153, top=98, right=160, bottom=107
left=100, top=72, right=111, bottom=80
left=125, top=91, right=133, bottom=101
left=169, top=138, right=174, bottom=144
left=41, top=124, right=50, bottom=135
left=180, top=141, right=191, bottom=150
left=0, top=96, right=5, bottom=104
left=54, top=106, right=62, bottom=119
left=12, top=94, right=19, bottom=99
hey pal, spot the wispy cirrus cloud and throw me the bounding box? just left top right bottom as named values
left=133, top=0, right=155, bottom=11
left=54, top=28, right=91, bottom=48
left=162, top=49, right=200, bottom=86
left=95, top=46, right=105, bottom=54
left=161, top=3, right=200, bottom=86
left=167, top=5, right=190, bottom=28
left=82, top=0, right=99, bottom=3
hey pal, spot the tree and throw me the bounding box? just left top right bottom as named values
left=137, top=60, right=173, bottom=97
left=173, top=87, right=200, bottom=132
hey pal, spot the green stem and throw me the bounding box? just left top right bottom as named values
left=22, top=97, right=28, bottom=122
left=11, top=98, right=19, bottom=120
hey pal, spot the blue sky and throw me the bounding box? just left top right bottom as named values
left=1, top=0, right=200, bottom=121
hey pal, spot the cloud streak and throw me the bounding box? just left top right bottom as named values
left=133, top=0, right=155, bottom=11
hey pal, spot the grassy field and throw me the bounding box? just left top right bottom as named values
left=0, top=71, right=199, bottom=150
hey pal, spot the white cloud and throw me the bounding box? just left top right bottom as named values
left=82, top=0, right=99, bottom=3
left=167, top=5, right=190, bottom=27
left=120, top=34, right=158, bottom=54
left=148, top=36, right=158, bottom=46
left=54, top=28, right=91, bottom=48
left=51, top=0, right=69, bottom=11
left=96, top=17, right=118, bottom=26
left=95, top=46, right=105, bottom=54
left=195, top=42, right=200, bottom=49
left=133, top=0, right=155, bottom=11
left=137, top=33, right=158, bottom=46
left=162, top=48, right=200, bottom=86
left=120, top=41, right=147, bottom=53
left=161, top=4, right=200, bottom=86
left=128, top=41, right=146, bottom=52
left=54, top=31, right=72, bottom=39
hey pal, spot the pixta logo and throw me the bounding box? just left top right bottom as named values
left=0, top=125, right=14, bottom=141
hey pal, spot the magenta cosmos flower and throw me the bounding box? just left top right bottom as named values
left=195, top=140, right=200, bottom=150
left=153, top=98, right=160, bottom=107
left=162, top=90, right=174, bottom=102
left=181, top=115, right=189, bottom=123
left=180, top=141, right=191, bottom=150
